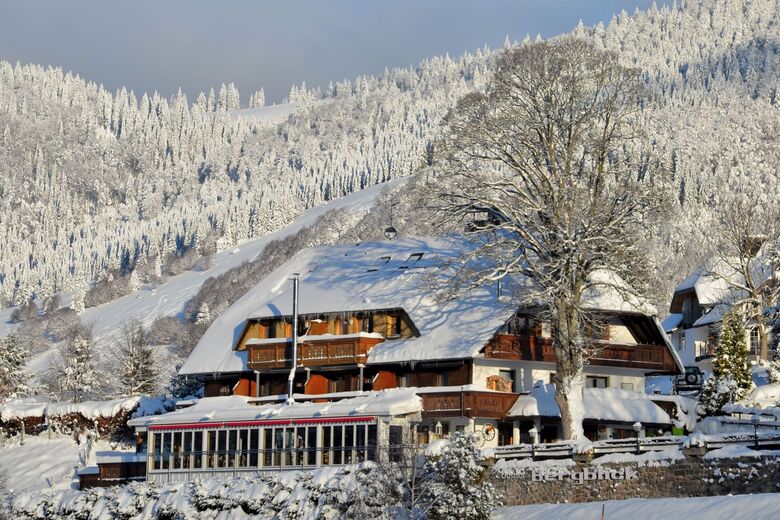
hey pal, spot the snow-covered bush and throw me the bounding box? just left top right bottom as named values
left=419, top=432, right=499, bottom=520
left=697, top=376, right=741, bottom=418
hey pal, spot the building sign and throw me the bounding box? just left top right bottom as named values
left=531, top=466, right=638, bottom=484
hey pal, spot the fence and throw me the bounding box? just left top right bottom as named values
left=494, top=431, right=780, bottom=461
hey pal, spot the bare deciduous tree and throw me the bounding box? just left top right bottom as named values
left=709, top=187, right=780, bottom=362
left=435, top=38, right=662, bottom=439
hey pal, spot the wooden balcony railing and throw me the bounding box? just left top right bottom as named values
left=248, top=335, right=385, bottom=370
left=485, top=334, right=677, bottom=372
left=420, top=390, right=519, bottom=419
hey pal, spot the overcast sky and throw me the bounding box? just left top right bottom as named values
left=0, top=0, right=656, bottom=104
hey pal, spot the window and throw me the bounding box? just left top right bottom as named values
left=436, top=372, right=449, bottom=386
left=540, top=322, right=552, bottom=338
left=387, top=315, right=402, bottom=338
left=620, top=382, right=635, bottom=392
left=398, top=373, right=411, bottom=388
left=586, top=376, right=608, bottom=389
left=361, top=315, right=373, bottom=333
left=499, top=370, right=515, bottom=392
left=749, top=328, right=760, bottom=356
left=505, top=316, right=529, bottom=335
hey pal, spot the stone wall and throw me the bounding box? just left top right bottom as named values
left=490, top=454, right=780, bottom=505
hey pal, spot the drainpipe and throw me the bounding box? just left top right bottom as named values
left=287, top=274, right=300, bottom=404
left=358, top=364, right=365, bottom=393
left=254, top=370, right=260, bottom=398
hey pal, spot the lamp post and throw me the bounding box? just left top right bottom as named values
left=287, top=274, right=300, bottom=405
left=529, top=426, right=538, bottom=460
left=633, top=422, right=642, bottom=454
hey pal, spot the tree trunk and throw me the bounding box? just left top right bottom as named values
left=758, top=319, right=769, bottom=363
left=552, top=300, right=585, bottom=440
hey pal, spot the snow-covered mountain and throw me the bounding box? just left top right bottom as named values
left=1, top=0, right=779, bottom=337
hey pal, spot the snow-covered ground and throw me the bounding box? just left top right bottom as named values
left=494, top=493, right=780, bottom=520
left=0, top=435, right=112, bottom=493
left=4, top=179, right=399, bottom=379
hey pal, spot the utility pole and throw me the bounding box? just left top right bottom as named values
left=287, top=274, right=300, bottom=404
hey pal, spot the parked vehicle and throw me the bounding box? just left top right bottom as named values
left=675, top=366, right=704, bottom=392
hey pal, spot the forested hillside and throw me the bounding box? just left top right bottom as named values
left=1, top=0, right=778, bottom=315
left=0, top=49, right=494, bottom=307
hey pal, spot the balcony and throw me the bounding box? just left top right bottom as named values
left=419, top=389, right=519, bottom=419
left=247, top=333, right=386, bottom=370
left=485, top=334, right=677, bottom=372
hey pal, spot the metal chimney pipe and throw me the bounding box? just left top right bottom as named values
left=287, top=274, right=300, bottom=404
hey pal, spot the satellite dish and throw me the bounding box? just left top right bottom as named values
left=384, top=226, right=398, bottom=241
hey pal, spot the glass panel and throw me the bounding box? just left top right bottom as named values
left=284, top=428, right=295, bottom=466
left=274, top=429, right=283, bottom=466
left=367, top=425, right=377, bottom=462
left=356, top=424, right=366, bottom=463
left=218, top=431, right=228, bottom=468
left=183, top=432, right=193, bottom=469
left=193, top=431, right=203, bottom=469
left=161, top=432, right=171, bottom=470
left=227, top=430, right=237, bottom=468
left=333, top=426, right=343, bottom=465
left=153, top=433, right=162, bottom=470
left=208, top=431, right=217, bottom=468
left=239, top=430, right=249, bottom=467
left=344, top=425, right=354, bottom=464
left=263, top=428, right=273, bottom=467
left=323, top=427, right=331, bottom=465
left=307, top=427, right=317, bottom=466
left=250, top=429, right=259, bottom=467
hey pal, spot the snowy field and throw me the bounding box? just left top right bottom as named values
left=0, top=179, right=400, bottom=380
left=494, top=493, right=780, bottom=520
left=0, top=435, right=111, bottom=493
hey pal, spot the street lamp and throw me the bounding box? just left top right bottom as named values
left=529, top=427, right=538, bottom=446
left=633, top=422, right=642, bottom=454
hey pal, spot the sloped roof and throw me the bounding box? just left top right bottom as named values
left=661, top=313, right=683, bottom=333
left=180, top=236, right=662, bottom=375
left=128, top=389, right=422, bottom=428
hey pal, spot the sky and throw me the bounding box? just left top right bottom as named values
left=0, top=0, right=657, bottom=104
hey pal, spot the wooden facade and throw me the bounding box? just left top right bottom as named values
left=78, top=459, right=146, bottom=489
left=420, top=390, right=519, bottom=419
left=485, top=334, right=677, bottom=372
left=247, top=335, right=386, bottom=371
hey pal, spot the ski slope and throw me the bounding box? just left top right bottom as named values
left=5, top=179, right=401, bottom=376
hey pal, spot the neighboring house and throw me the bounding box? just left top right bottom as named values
left=129, top=237, right=681, bottom=482
left=665, top=258, right=770, bottom=370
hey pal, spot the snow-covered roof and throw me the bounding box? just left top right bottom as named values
left=691, top=303, right=728, bottom=328
left=672, top=261, right=734, bottom=306
left=128, top=389, right=422, bottom=429
left=508, top=383, right=671, bottom=424
left=180, top=236, right=662, bottom=375
left=661, top=313, right=683, bottom=333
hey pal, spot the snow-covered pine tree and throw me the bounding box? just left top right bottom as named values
left=165, top=364, right=203, bottom=401
left=0, top=336, right=31, bottom=399
left=128, top=269, right=141, bottom=293
left=195, top=302, right=211, bottom=326
left=114, top=320, right=158, bottom=396
left=698, top=310, right=753, bottom=417
left=713, top=310, right=752, bottom=392
left=51, top=326, right=99, bottom=402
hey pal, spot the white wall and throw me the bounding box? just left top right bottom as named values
left=472, top=359, right=646, bottom=394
